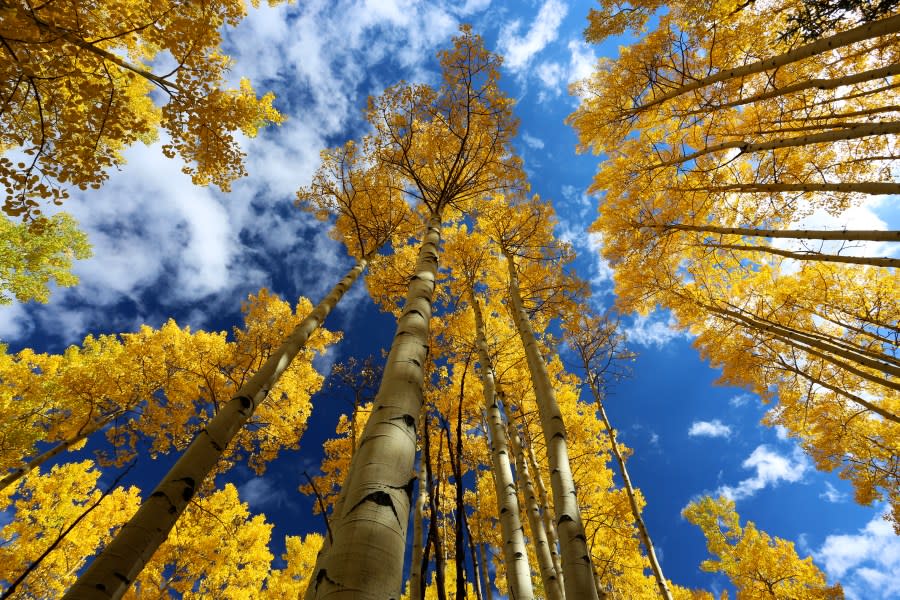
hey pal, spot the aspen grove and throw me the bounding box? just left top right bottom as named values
left=1, top=2, right=898, bottom=599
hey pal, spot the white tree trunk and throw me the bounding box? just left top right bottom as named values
left=64, top=258, right=368, bottom=600
left=508, top=420, right=564, bottom=600
left=471, top=294, right=535, bottom=600
left=505, top=253, right=599, bottom=600
left=311, top=215, right=442, bottom=599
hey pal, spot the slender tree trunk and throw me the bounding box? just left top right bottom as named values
left=702, top=241, right=900, bottom=268
left=675, top=182, right=900, bottom=196
left=470, top=293, right=535, bottom=600
left=708, top=304, right=900, bottom=402
left=507, top=420, right=564, bottom=600
left=721, top=301, right=900, bottom=371
left=656, top=222, right=900, bottom=241
left=524, top=430, right=564, bottom=596
left=475, top=493, right=494, bottom=600
left=685, top=62, right=900, bottom=114
left=654, top=121, right=900, bottom=169
left=584, top=377, right=673, bottom=600
left=632, top=13, right=900, bottom=112
left=430, top=425, right=448, bottom=600
left=504, top=253, right=599, bottom=600
left=0, top=411, right=117, bottom=492
left=308, top=215, right=441, bottom=599
left=64, top=258, right=369, bottom=600
left=410, top=433, right=428, bottom=600
left=463, top=504, right=484, bottom=600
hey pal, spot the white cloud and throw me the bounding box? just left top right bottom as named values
left=688, top=419, right=732, bottom=438
left=622, top=310, right=691, bottom=348
left=521, top=132, right=545, bottom=149
left=820, top=482, right=847, bottom=503
left=714, top=445, right=808, bottom=501
left=728, top=393, right=754, bottom=407
left=535, top=39, right=597, bottom=101
left=239, top=476, right=288, bottom=510
left=498, top=0, right=568, bottom=72
left=0, top=302, right=33, bottom=342
left=816, top=511, right=900, bottom=600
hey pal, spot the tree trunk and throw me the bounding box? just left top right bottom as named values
left=470, top=293, right=535, bottom=600
left=654, top=121, right=900, bottom=169
left=656, top=222, right=900, bottom=242
left=504, top=253, right=599, bottom=600
left=64, top=257, right=369, bottom=600
left=633, top=13, right=900, bottom=112
left=507, top=420, right=564, bottom=600
left=308, top=214, right=441, bottom=599
left=672, top=182, right=900, bottom=197
left=524, top=429, right=564, bottom=595
left=410, top=431, right=428, bottom=600
left=585, top=377, right=673, bottom=600
left=685, top=62, right=900, bottom=114
left=703, top=241, right=900, bottom=268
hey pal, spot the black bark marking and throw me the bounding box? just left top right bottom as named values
left=349, top=490, right=402, bottom=527
left=178, top=477, right=196, bottom=502
left=403, top=476, right=416, bottom=504
left=113, top=572, right=130, bottom=584
left=235, top=395, right=253, bottom=410
left=558, top=514, right=574, bottom=524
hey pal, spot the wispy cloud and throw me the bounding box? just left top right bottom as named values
left=239, top=476, right=289, bottom=510
left=688, top=419, right=732, bottom=439
left=622, top=310, right=691, bottom=349
left=498, top=0, right=568, bottom=72
left=520, top=132, right=545, bottom=149
left=816, top=510, right=900, bottom=600
left=820, top=482, right=847, bottom=504
left=714, top=445, right=808, bottom=501
left=728, top=393, right=754, bottom=407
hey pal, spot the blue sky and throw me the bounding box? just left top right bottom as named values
left=3, top=1, right=899, bottom=598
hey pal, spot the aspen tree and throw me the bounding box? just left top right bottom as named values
left=508, top=419, right=564, bottom=600
left=570, top=0, right=900, bottom=532
left=1, top=291, right=337, bottom=493
left=471, top=295, right=535, bottom=600
left=308, top=27, right=519, bottom=599
left=565, top=310, right=672, bottom=600
left=478, top=195, right=599, bottom=600
left=63, top=289, right=341, bottom=598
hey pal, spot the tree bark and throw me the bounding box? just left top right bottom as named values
left=471, top=293, right=535, bottom=600
left=685, top=62, right=900, bottom=114
left=524, top=436, right=564, bottom=596
left=655, top=222, right=900, bottom=242
left=703, top=241, right=900, bottom=268
left=410, top=431, right=428, bottom=600
left=507, top=420, right=564, bottom=600
left=504, top=253, right=599, bottom=600
left=309, top=213, right=441, bottom=599
left=671, top=183, right=900, bottom=197
left=64, top=257, right=368, bottom=600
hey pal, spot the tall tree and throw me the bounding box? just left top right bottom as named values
left=565, top=308, right=673, bottom=600
left=308, top=26, right=520, bottom=599
left=1, top=289, right=338, bottom=492
left=63, top=287, right=340, bottom=599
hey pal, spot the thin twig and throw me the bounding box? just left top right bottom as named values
left=303, top=471, right=333, bottom=544
left=1, top=461, right=136, bottom=600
